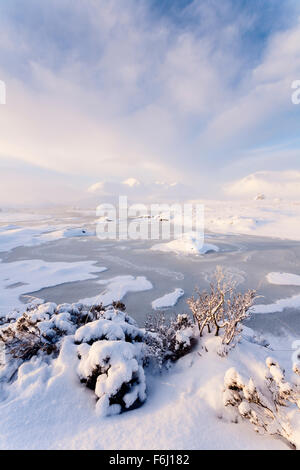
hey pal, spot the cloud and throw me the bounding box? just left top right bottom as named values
left=0, top=158, right=85, bottom=207
left=122, top=178, right=141, bottom=187
left=0, top=0, right=300, bottom=205
left=87, top=179, right=199, bottom=203
left=224, top=170, right=300, bottom=200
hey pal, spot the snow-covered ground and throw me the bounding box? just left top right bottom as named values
left=0, top=324, right=298, bottom=450
left=0, top=204, right=299, bottom=450
left=203, top=199, right=300, bottom=241
left=0, top=224, right=95, bottom=252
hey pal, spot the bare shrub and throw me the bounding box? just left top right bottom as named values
left=187, top=266, right=256, bottom=350
left=223, top=358, right=300, bottom=449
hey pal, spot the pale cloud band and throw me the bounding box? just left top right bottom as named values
left=0, top=0, right=300, bottom=205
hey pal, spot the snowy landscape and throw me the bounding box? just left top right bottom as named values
left=1, top=0, right=300, bottom=453
left=0, top=199, right=300, bottom=450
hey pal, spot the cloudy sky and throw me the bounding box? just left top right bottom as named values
left=0, top=0, right=300, bottom=205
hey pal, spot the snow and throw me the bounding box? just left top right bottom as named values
left=152, top=232, right=219, bottom=255
left=0, top=212, right=51, bottom=223
left=0, top=225, right=95, bottom=252
left=0, top=259, right=106, bottom=315
left=75, top=317, right=143, bottom=344
left=253, top=271, right=300, bottom=314
left=0, top=226, right=54, bottom=252
left=0, top=331, right=296, bottom=450
left=175, top=327, right=194, bottom=351
left=267, top=272, right=300, bottom=286
left=77, top=340, right=146, bottom=416
left=253, top=294, right=300, bottom=314
left=224, top=170, right=300, bottom=201
left=0, top=201, right=300, bottom=449
left=79, top=275, right=153, bottom=306
left=204, top=199, right=300, bottom=241
left=40, top=227, right=95, bottom=242
left=152, top=288, right=184, bottom=310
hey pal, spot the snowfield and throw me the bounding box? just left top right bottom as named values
left=0, top=224, right=95, bottom=252
left=204, top=199, right=300, bottom=241
left=0, top=327, right=298, bottom=450
left=0, top=204, right=300, bottom=450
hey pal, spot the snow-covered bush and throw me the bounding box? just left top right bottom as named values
left=0, top=302, right=131, bottom=377
left=187, top=267, right=256, bottom=352
left=144, top=312, right=195, bottom=369
left=1, top=300, right=197, bottom=417
left=0, top=301, right=103, bottom=361
left=75, top=307, right=146, bottom=416
left=223, top=358, right=300, bottom=449
left=0, top=302, right=83, bottom=382
left=112, top=301, right=126, bottom=312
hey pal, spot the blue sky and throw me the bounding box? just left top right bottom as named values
left=0, top=0, right=300, bottom=205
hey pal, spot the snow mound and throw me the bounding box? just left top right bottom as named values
left=152, top=233, right=219, bottom=255
left=152, top=288, right=184, bottom=310
left=41, top=227, right=95, bottom=241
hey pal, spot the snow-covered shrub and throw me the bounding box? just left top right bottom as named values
left=1, top=301, right=148, bottom=417
left=74, top=309, right=143, bottom=345
left=75, top=307, right=146, bottom=416
left=265, top=357, right=300, bottom=409
left=112, top=301, right=126, bottom=312
left=187, top=266, right=256, bottom=352
left=144, top=312, right=195, bottom=369
left=223, top=358, right=300, bottom=449
left=0, top=302, right=109, bottom=378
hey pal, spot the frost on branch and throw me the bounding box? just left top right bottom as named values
left=265, top=357, right=300, bottom=409
left=223, top=358, right=300, bottom=449
left=76, top=307, right=146, bottom=416
left=144, top=312, right=195, bottom=369
left=187, top=267, right=256, bottom=352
